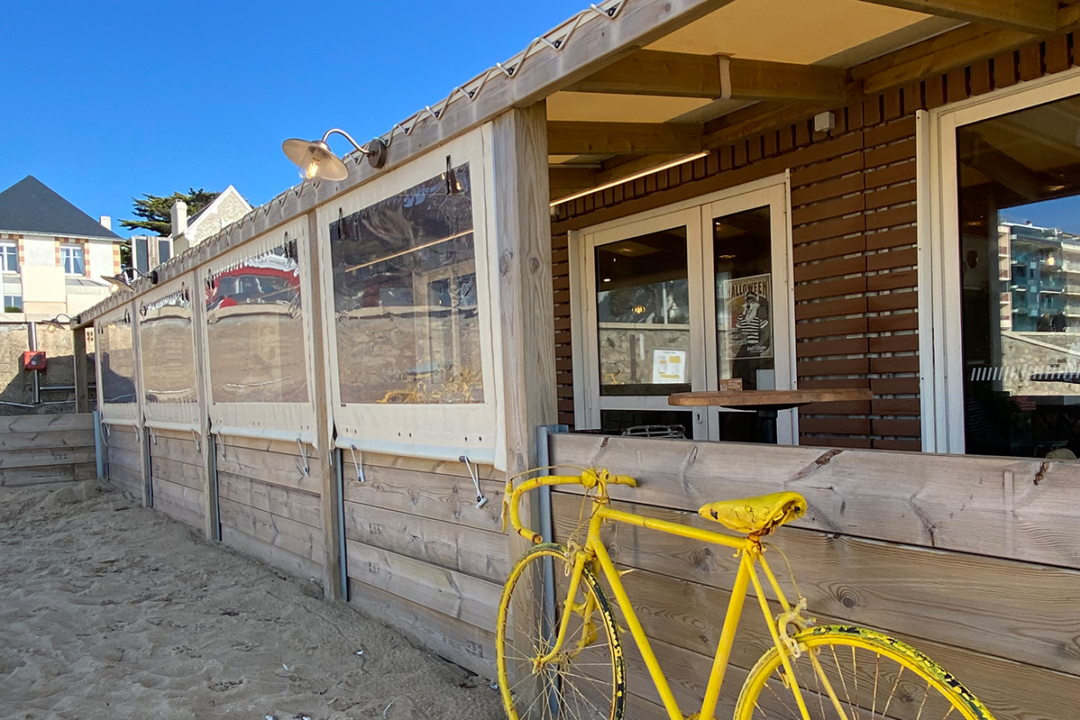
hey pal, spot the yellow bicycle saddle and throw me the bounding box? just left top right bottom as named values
left=698, top=491, right=807, bottom=535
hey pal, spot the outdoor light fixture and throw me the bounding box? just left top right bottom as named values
left=282, top=129, right=388, bottom=182
left=39, top=313, right=72, bottom=331
left=101, top=265, right=158, bottom=292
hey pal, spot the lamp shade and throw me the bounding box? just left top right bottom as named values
left=282, top=138, right=349, bottom=181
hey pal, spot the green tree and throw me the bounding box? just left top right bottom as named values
left=119, top=188, right=219, bottom=236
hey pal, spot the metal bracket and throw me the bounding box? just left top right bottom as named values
left=191, top=429, right=201, bottom=454
left=296, top=438, right=310, bottom=477
left=459, top=455, right=487, bottom=508
left=349, top=444, right=365, bottom=483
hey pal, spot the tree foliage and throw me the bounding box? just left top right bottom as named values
left=119, top=188, right=220, bottom=236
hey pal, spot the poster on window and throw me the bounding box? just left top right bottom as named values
left=651, top=349, right=687, bottom=384
left=725, top=273, right=773, bottom=360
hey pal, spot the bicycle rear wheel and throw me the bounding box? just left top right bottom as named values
left=734, top=626, right=995, bottom=720
left=496, top=543, right=625, bottom=720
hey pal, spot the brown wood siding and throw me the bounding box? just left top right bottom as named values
left=148, top=428, right=205, bottom=529
left=0, top=413, right=97, bottom=487
left=216, top=435, right=325, bottom=580
left=341, top=452, right=507, bottom=678
left=550, top=31, right=1080, bottom=446
left=105, top=425, right=143, bottom=496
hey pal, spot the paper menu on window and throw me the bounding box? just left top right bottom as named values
left=652, top=349, right=687, bottom=384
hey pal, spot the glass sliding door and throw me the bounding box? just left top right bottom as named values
left=702, top=183, right=795, bottom=443
left=954, top=93, right=1080, bottom=458
left=577, top=177, right=795, bottom=443
left=583, top=210, right=706, bottom=439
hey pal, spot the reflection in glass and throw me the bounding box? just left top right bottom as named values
left=714, top=206, right=774, bottom=391
left=140, top=287, right=196, bottom=404
left=99, top=314, right=136, bottom=405
left=329, top=163, right=483, bottom=405
left=596, top=228, right=690, bottom=397
left=957, top=93, right=1080, bottom=457
left=205, top=240, right=309, bottom=403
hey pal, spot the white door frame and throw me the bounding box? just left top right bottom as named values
left=570, top=173, right=796, bottom=443
left=922, top=66, right=1080, bottom=453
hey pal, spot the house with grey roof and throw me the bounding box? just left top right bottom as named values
left=0, top=175, right=122, bottom=320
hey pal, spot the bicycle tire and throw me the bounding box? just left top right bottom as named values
left=734, top=625, right=995, bottom=720
left=496, top=543, right=625, bottom=720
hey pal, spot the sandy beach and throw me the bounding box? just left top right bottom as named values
left=0, top=481, right=505, bottom=720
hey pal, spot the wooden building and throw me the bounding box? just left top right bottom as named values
left=72, top=2, right=1080, bottom=718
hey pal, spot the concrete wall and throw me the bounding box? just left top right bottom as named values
left=0, top=322, right=94, bottom=415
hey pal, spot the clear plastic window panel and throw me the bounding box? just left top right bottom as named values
left=205, top=240, right=309, bottom=403
left=957, top=93, right=1080, bottom=457
left=99, top=314, right=137, bottom=405
left=329, top=163, right=483, bottom=404
left=140, top=288, right=196, bottom=404
left=596, top=228, right=691, bottom=396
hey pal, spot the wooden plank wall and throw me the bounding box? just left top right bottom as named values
left=216, top=435, right=325, bottom=580
left=104, top=425, right=142, bottom=496
left=342, top=452, right=508, bottom=678
left=0, top=413, right=97, bottom=487
left=549, top=30, right=1080, bottom=448
left=549, top=433, right=1080, bottom=720
left=148, top=427, right=204, bottom=530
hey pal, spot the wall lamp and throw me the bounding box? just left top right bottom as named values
left=39, top=313, right=73, bottom=330
left=282, top=129, right=388, bottom=182
left=101, top=264, right=158, bottom=292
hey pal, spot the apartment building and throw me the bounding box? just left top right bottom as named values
left=0, top=175, right=121, bottom=320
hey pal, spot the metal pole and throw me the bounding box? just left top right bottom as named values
left=27, top=322, right=39, bottom=404
left=93, top=410, right=104, bottom=478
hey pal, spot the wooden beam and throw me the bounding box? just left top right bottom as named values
left=72, top=326, right=89, bottom=414
left=549, top=166, right=598, bottom=200
left=72, top=0, right=740, bottom=329
left=853, top=23, right=1033, bottom=95
left=548, top=121, right=702, bottom=155
left=856, top=0, right=1057, bottom=34
left=189, top=267, right=219, bottom=542
left=702, top=100, right=821, bottom=148
left=306, top=210, right=345, bottom=602
left=491, top=102, right=557, bottom=703
left=567, top=50, right=852, bottom=102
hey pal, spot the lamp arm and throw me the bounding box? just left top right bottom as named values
left=322, top=128, right=372, bottom=156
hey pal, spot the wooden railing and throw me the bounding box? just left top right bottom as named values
left=548, top=432, right=1080, bottom=720
left=0, top=413, right=97, bottom=486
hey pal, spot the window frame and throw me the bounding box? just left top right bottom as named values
left=315, top=129, right=502, bottom=466
left=922, top=66, right=1080, bottom=453
left=0, top=242, right=18, bottom=274
left=3, top=293, right=22, bottom=313
left=139, top=277, right=200, bottom=431
left=60, top=243, right=85, bottom=275
left=198, top=216, right=319, bottom=444
left=95, top=305, right=140, bottom=426
left=571, top=173, right=797, bottom=443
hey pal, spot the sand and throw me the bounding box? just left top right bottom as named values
left=0, top=482, right=505, bottom=720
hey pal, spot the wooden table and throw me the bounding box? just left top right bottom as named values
left=669, top=388, right=873, bottom=443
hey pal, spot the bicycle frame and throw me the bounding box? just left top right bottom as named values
left=505, top=473, right=815, bottom=720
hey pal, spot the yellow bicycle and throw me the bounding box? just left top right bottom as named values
left=497, top=468, right=995, bottom=720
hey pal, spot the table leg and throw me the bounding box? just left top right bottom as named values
left=757, top=408, right=778, bottom=444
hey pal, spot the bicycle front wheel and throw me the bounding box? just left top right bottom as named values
left=496, top=543, right=625, bottom=720
left=734, top=626, right=995, bottom=720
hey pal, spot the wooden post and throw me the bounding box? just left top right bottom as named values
left=307, top=210, right=344, bottom=601
left=129, top=302, right=152, bottom=508
left=492, top=102, right=557, bottom=700
left=73, top=326, right=90, bottom=413
left=191, top=269, right=219, bottom=541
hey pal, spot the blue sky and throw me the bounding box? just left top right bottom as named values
left=0, top=0, right=585, bottom=237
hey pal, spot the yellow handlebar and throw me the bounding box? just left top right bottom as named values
left=502, top=468, right=637, bottom=543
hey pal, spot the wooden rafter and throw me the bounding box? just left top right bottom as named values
left=547, top=121, right=702, bottom=155
left=549, top=166, right=598, bottom=200
left=856, top=0, right=1058, bottom=34
left=567, top=50, right=853, bottom=102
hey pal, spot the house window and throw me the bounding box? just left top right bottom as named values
left=1, top=243, right=17, bottom=273
left=61, top=244, right=85, bottom=275
left=576, top=177, right=794, bottom=443
left=3, top=294, right=21, bottom=313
